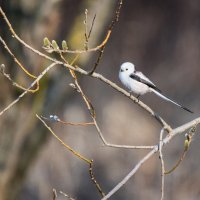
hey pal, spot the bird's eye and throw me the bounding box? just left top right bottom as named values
left=126, top=68, right=128, bottom=71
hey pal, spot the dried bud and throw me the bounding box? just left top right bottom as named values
left=69, top=83, right=80, bottom=92
left=50, top=115, right=60, bottom=122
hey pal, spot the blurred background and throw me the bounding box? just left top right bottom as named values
left=0, top=0, right=200, bottom=200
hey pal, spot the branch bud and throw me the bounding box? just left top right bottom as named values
left=52, top=40, right=59, bottom=50
left=62, top=40, right=68, bottom=50
left=43, top=37, right=51, bottom=47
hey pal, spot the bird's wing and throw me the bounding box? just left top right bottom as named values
left=129, top=72, right=161, bottom=93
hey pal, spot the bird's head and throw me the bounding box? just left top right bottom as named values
left=120, top=62, right=135, bottom=74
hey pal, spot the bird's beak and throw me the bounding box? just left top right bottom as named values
left=120, top=69, right=123, bottom=72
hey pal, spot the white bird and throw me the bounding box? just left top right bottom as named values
left=119, top=62, right=193, bottom=113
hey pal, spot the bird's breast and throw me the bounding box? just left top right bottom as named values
left=129, top=78, right=150, bottom=95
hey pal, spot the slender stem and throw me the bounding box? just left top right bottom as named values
left=159, top=128, right=165, bottom=200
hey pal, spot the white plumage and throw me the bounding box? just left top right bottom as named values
left=119, top=62, right=193, bottom=113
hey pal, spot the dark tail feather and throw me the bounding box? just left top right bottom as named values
left=152, top=89, right=193, bottom=114
left=181, top=106, right=193, bottom=113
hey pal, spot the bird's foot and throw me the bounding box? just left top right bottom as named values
left=129, top=92, right=140, bottom=103
left=135, top=94, right=140, bottom=103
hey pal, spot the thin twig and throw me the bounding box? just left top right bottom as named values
left=89, top=161, right=105, bottom=197
left=39, top=113, right=105, bottom=198
left=159, top=128, right=165, bottom=200
left=52, top=189, right=57, bottom=200
left=36, top=114, right=92, bottom=164
left=84, top=9, right=89, bottom=50
left=0, top=36, right=37, bottom=79
left=108, top=0, right=123, bottom=30
left=164, top=125, right=196, bottom=174
left=88, top=48, right=105, bottom=75
left=41, top=115, right=94, bottom=126
left=69, top=69, right=96, bottom=117
left=59, top=120, right=94, bottom=126
left=88, top=0, right=123, bottom=74
left=0, top=64, right=39, bottom=93
left=88, top=14, right=96, bottom=39
left=60, top=191, right=75, bottom=200
left=93, top=117, right=154, bottom=149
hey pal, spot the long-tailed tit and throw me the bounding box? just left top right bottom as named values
left=119, top=62, right=193, bottom=113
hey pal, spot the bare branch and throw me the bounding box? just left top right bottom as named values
left=0, top=36, right=37, bottom=79
left=89, top=161, right=105, bottom=197
left=0, top=64, right=39, bottom=93
left=84, top=9, right=89, bottom=50
left=101, top=118, right=200, bottom=200
left=108, top=0, right=123, bottom=30
left=88, top=14, right=96, bottom=39
left=88, top=0, right=123, bottom=74
left=93, top=117, right=154, bottom=149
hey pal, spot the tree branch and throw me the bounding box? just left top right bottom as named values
left=101, top=118, right=200, bottom=200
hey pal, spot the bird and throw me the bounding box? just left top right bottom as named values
left=119, top=62, right=193, bottom=113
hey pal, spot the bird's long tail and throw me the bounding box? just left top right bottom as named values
left=152, top=89, right=193, bottom=113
